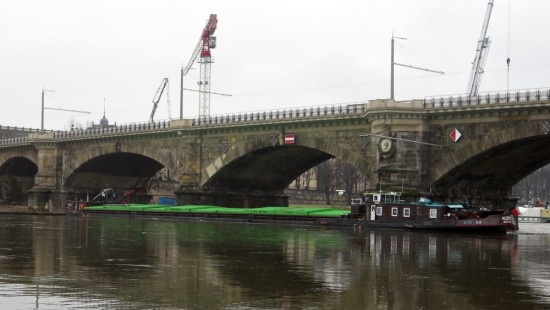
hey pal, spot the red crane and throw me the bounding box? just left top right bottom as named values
left=181, top=14, right=218, bottom=119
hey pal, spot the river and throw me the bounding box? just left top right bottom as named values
left=0, top=214, right=548, bottom=309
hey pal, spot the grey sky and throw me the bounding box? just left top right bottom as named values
left=1, top=0, right=549, bottom=130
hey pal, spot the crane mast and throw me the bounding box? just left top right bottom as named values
left=150, top=78, right=170, bottom=123
left=182, top=14, right=218, bottom=119
left=467, top=0, right=494, bottom=97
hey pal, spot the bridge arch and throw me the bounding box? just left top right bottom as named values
left=202, top=135, right=368, bottom=192
left=203, top=145, right=333, bottom=192
left=0, top=156, right=38, bottom=205
left=430, top=121, right=550, bottom=197
left=64, top=152, right=164, bottom=191
left=60, top=137, right=194, bottom=190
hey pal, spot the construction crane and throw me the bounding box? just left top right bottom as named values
left=180, top=14, right=218, bottom=119
left=150, top=78, right=170, bottom=123
left=467, top=0, right=494, bottom=97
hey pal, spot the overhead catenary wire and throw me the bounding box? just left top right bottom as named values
left=391, top=34, right=444, bottom=100
left=44, top=107, right=91, bottom=114
left=181, top=87, right=231, bottom=96
left=394, top=39, right=443, bottom=75
left=359, top=133, right=445, bottom=148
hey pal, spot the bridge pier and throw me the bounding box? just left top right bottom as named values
left=175, top=189, right=289, bottom=208
left=27, top=189, right=70, bottom=213
left=25, top=133, right=68, bottom=212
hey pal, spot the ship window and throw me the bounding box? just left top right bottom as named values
left=403, top=208, right=411, bottom=217
left=429, top=209, right=438, bottom=219
left=376, top=206, right=383, bottom=216
left=391, top=207, right=398, bottom=216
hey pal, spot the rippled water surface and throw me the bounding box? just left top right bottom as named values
left=0, top=214, right=548, bottom=309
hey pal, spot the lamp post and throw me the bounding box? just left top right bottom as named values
left=41, top=88, right=55, bottom=131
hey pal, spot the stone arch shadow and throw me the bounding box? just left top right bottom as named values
left=429, top=126, right=550, bottom=199
left=64, top=152, right=164, bottom=193
left=0, top=156, right=38, bottom=205
left=202, top=136, right=368, bottom=193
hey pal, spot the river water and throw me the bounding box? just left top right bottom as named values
left=0, top=214, right=548, bottom=310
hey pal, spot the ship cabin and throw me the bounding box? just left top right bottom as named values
left=359, top=192, right=464, bottom=221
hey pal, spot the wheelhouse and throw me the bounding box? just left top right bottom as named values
left=360, top=192, right=463, bottom=222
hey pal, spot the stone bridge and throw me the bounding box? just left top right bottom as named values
left=1, top=88, right=550, bottom=212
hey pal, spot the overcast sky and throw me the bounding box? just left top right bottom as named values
left=1, top=0, right=549, bottom=130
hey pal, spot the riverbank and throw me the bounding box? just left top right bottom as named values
left=0, top=205, right=64, bottom=215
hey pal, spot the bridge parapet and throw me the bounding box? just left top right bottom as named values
left=366, top=99, right=424, bottom=109
left=192, top=103, right=366, bottom=126
left=52, top=120, right=172, bottom=140
left=0, top=125, right=57, bottom=147
left=0, top=136, right=28, bottom=147
left=0, top=125, right=45, bottom=134
left=0, top=102, right=366, bottom=146
left=424, top=87, right=550, bottom=108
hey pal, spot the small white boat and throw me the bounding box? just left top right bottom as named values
left=517, top=206, right=550, bottom=223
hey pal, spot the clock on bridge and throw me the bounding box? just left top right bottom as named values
left=377, top=137, right=396, bottom=158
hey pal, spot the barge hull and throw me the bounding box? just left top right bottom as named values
left=78, top=208, right=514, bottom=233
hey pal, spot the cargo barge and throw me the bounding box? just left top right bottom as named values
left=70, top=191, right=517, bottom=233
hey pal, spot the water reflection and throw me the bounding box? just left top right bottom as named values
left=0, top=215, right=548, bottom=309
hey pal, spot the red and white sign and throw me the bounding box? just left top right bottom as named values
left=284, top=134, right=296, bottom=144
left=449, top=128, right=462, bottom=142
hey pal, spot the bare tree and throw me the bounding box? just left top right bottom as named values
left=65, top=118, right=84, bottom=131
left=337, top=161, right=362, bottom=205
left=302, top=169, right=314, bottom=190
left=294, top=177, right=301, bottom=190
left=316, top=160, right=334, bottom=205
left=513, top=165, right=550, bottom=205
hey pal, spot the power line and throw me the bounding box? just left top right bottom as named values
left=44, top=107, right=91, bottom=114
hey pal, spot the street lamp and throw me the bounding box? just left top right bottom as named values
left=41, top=88, right=55, bottom=131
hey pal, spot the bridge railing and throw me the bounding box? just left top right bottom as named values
left=53, top=120, right=172, bottom=139
left=0, top=125, right=50, bottom=134
left=0, top=126, right=58, bottom=146
left=423, top=88, right=550, bottom=108
left=0, top=102, right=366, bottom=144
left=192, top=103, right=366, bottom=126
left=0, top=136, right=28, bottom=146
